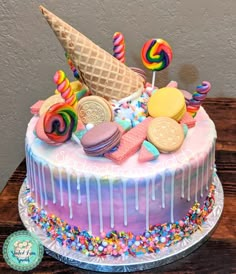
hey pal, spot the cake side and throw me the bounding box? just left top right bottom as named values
left=25, top=106, right=216, bottom=236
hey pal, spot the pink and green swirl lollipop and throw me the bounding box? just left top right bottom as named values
left=141, top=38, right=173, bottom=88
left=44, top=102, right=78, bottom=143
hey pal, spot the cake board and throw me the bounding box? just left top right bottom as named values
left=18, top=174, right=224, bottom=272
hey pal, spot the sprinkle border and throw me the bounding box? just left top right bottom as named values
left=26, top=181, right=215, bottom=257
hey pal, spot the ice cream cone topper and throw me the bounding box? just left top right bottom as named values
left=39, top=6, right=144, bottom=101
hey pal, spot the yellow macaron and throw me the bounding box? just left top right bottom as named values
left=147, top=87, right=186, bottom=121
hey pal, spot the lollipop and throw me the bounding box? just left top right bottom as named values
left=113, top=32, right=125, bottom=63
left=141, top=38, right=173, bottom=88
left=54, top=70, right=77, bottom=107
left=188, top=81, right=211, bottom=117
left=44, top=102, right=78, bottom=143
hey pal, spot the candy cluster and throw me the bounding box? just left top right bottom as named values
left=113, top=83, right=153, bottom=127
left=26, top=180, right=215, bottom=257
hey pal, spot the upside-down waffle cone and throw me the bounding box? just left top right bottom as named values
left=39, top=6, right=144, bottom=101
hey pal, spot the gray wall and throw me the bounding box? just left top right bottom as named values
left=0, top=0, right=236, bottom=192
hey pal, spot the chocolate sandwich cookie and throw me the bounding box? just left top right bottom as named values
left=81, top=122, right=121, bottom=156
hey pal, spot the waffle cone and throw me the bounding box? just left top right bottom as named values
left=39, top=6, right=144, bottom=101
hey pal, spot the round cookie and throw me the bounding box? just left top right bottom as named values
left=39, top=94, right=64, bottom=116
left=147, top=87, right=186, bottom=121
left=76, top=95, right=113, bottom=125
left=147, top=117, right=184, bottom=153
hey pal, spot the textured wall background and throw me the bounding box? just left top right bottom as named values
left=0, top=0, right=236, bottom=191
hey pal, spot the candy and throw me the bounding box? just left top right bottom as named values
left=30, top=100, right=44, bottom=115
left=188, top=81, right=211, bottom=117
left=44, top=102, right=78, bottom=143
left=113, top=32, right=125, bottom=63
left=65, top=52, right=80, bottom=80
left=141, top=38, right=173, bottom=71
left=54, top=70, right=77, bottom=107
left=179, top=112, right=196, bottom=128
left=105, top=117, right=153, bottom=164
left=138, top=140, right=160, bottom=162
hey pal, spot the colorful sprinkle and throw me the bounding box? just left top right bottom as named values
left=26, top=179, right=216, bottom=257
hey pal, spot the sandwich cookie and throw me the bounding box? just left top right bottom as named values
left=81, top=122, right=121, bottom=156
left=77, top=95, right=114, bottom=125
left=147, top=117, right=184, bottom=153
left=39, top=94, right=64, bottom=116
left=148, top=87, right=186, bottom=121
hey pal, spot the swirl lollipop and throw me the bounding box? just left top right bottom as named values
left=44, top=102, right=78, bottom=143
left=141, top=38, right=173, bottom=88
left=188, top=81, right=211, bottom=117
left=113, top=32, right=125, bottom=63
left=54, top=70, right=77, bottom=107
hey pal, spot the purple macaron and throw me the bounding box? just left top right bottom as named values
left=81, top=122, right=121, bottom=156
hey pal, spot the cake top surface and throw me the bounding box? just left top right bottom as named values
left=26, top=105, right=216, bottom=179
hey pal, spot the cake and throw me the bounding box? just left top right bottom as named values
left=24, top=6, right=217, bottom=259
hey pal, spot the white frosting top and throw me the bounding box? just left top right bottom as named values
left=26, top=107, right=216, bottom=180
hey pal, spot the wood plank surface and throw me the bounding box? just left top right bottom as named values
left=0, top=98, right=235, bottom=273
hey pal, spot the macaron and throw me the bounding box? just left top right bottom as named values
left=147, top=117, right=184, bottom=153
left=147, top=87, right=186, bottom=121
left=81, top=122, right=121, bottom=156
left=76, top=95, right=114, bottom=125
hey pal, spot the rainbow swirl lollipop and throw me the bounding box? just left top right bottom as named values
left=44, top=102, right=78, bottom=143
left=141, top=38, right=173, bottom=71
left=141, top=38, right=173, bottom=88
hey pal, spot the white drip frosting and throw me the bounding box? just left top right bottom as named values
left=58, top=169, right=63, bottom=206
left=97, top=179, right=103, bottom=232
left=170, top=170, right=175, bottom=223
left=25, top=106, right=217, bottom=235
left=76, top=175, right=81, bottom=205
left=41, top=163, right=48, bottom=206
left=67, top=172, right=72, bottom=219
left=85, top=177, right=92, bottom=234
left=146, top=180, right=150, bottom=230
left=37, top=162, right=43, bottom=208
left=109, top=179, right=114, bottom=228
left=123, top=181, right=127, bottom=226
left=161, top=173, right=165, bottom=208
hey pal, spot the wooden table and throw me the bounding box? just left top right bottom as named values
left=0, top=98, right=235, bottom=273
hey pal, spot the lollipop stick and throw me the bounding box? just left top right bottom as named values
left=151, top=71, right=156, bottom=89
